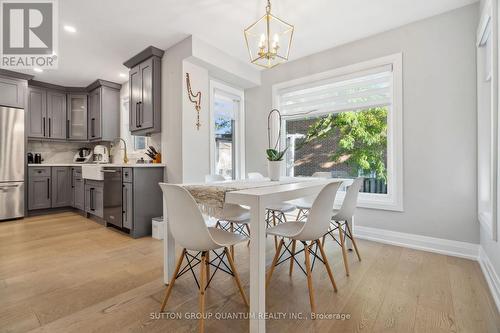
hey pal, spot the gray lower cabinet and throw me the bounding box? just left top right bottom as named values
left=28, top=175, right=51, bottom=210
left=85, top=180, right=103, bottom=218
left=0, top=76, right=26, bottom=109
left=71, top=167, right=84, bottom=210
left=118, top=167, right=163, bottom=238
left=51, top=167, right=72, bottom=207
left=122, top=182, right=133, bottom=229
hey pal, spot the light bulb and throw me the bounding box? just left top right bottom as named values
left=259, top=34, right=266, bottom=48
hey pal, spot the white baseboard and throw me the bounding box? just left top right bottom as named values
left=479, top=247, right=500, bottom=312
left=353, top=225, right=479, bottom=260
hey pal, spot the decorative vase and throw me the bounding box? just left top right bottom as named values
left=267, top=160, right=282, bottom=181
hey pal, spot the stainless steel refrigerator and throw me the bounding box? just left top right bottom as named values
left=0, top=107, right=24, bottom=220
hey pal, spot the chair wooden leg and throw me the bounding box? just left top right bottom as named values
left=345, top=222, right=361, bottom=261
left=338, top=222, right=350, bottom=276
left=230, top=223, right=235, bottom=259
left=160, top=248, right=186, bottom=312
left=245, top=224, right=251, bottom=247
left=225, top=247, right=249, bottom=307
left=289, top=240, right=296, bottom=276
left=199, top=251, right=207, bottom=333
left=317, top=239, right=338, bottom=292
left=266, top=239, right=284, bottom=288
left=206, top=251, right=210, bottom=284
left=272, top=213, right=278, bottom=250
left=304, top=242, right=316, bottom=314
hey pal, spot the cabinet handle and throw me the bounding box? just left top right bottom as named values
left=139, top=101, right=142, bottom=127
left=47, top=178, right=50, bottom=199
left=136, top=102, right=140, bottom=128
left=67, top=119, right=70, bottom=138
left=48, top=118, right=51, bottom=137
left=123, top=187, right=127, bottom=221
left=43, top=117, right=46, bottom=137
left=90, top=188, right=95, bottom=211
left=91, top=118, right=95, bottom=138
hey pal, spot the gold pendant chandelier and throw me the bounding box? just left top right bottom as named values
left=244, top=0, right=294, bottom=69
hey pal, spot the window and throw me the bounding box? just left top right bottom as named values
left=273, top=54, right=403, bottom=211
left=210, top=81, right=245, bottom=180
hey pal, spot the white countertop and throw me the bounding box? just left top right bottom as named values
left=28, top=163, right=166, bottom=168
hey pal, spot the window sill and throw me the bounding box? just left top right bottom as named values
left=334, top=192, right=403, bottom=212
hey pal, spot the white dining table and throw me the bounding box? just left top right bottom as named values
left=163, top=178, right=342, bottom=333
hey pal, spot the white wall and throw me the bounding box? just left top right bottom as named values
left=245, top=4, right=479, bottom=243
left=182, top=60, right=210, bottom=182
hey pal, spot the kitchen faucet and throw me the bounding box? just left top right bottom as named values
left=115, top=138, right=129, bottom=164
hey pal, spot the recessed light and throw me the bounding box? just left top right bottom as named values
left=119, top=73, right=127, bottom=78
left=64, top=25, right=76, bottom=33
left=33, top=68, right=43, bottom=73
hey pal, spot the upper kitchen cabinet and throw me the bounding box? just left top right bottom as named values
left=87, top=80, right=121, bottom=142
left=27, top=84, right=67, bottom=140
left=124, top=46, right=164, bottom=136
left=27, top=86, right=46, bottom=138
left=46, top=90, right=67, bottom=139
left=67, top=94, right=88, bottom=141
left=0, top=70, right=31, bottom=109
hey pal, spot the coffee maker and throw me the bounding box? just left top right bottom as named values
left=93, top=145, right=109, bottom=163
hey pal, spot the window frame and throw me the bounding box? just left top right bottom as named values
left=209, top=80, right=246, bottom=180
left=272, top=53, right=404, bottom=211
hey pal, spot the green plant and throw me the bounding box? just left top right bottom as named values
left=298, top=107, right=388, bottom=181
left=266, top=109, right=289, bottom=161
left=266, top=147, right=288, bottom=161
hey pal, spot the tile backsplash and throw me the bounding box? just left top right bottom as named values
left=28, top=136, right=161, bottom=164
left=27, top=141, right=105, bottom=163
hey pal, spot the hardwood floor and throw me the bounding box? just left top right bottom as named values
left=0, top=211, right=499, bottom=333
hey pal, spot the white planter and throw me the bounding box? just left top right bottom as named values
left=267, top=160, right=282, bottom=181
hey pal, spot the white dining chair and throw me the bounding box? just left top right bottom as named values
left=323, top=177, right=364, bottom=276
left=266, top=181, right=342, bottom=314
left=205, top=174, right=251, bottom=258
left=159, top=183, right=249, bottom=333
left=289, top=171, right=332, bottom=221
left=247, top=172, right=296, bottom=249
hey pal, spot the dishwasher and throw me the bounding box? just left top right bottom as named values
left=102, top=167, right=123, bottom=228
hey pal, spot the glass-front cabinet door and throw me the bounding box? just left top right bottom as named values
left=67, top=94, right=88, bottom=140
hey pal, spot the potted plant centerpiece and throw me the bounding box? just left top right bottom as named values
left=267, top=109, right=288, bottom=181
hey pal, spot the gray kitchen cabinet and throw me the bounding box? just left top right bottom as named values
left=87, top=81, right=120, bottom=141
left=27, top=86, right=46, bottom=138
left=122, top=182, right=133, bottom=229
left=51, top=167, right=72, bottom=207
left=46, top=90, right=67, bottom=139
left=85, top=180, right=103, bottom=218
left=67, top=94, right=87, bottom=140
left=28, top=167, right=51, bottom=210
left=27, top=86, right=67, bottom=140
left=118, top=167, right=163, bottom=238
left=0, top=75, right=27, bottom=108
left=71, top=167, right=84, bottom=210
left=88, top=88, right=101, bottom=140
left=124, top=46, right=163, bottom=135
